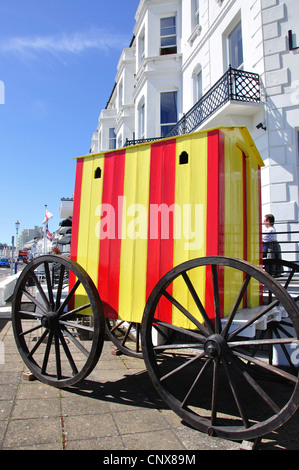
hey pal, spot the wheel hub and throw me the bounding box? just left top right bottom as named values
left=41, top=312, right=57, bottom=329
left=204, top=334, right=228, bottom=358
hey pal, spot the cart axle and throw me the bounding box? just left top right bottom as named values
left=204, top=334, right=228, bottom=358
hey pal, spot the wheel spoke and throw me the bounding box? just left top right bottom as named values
left=232, top=349, right=298, bottom=383
left=27, top=329, right=49, bottom=359
left=18, top=310, right=43, bottom=319
left=41, top=330, right=54, bottom=375
left=59, top=319, right=94, bottom=332
left=54, top=331, right=62, bottom=379
left=152, top=323, right=172, bottom=341
left=228, top=337, right=299, bottom=349
left=154, top=343, right=203, bottom=351
left=55, top=265, right=66, bottom=310
left=160, top=351, right=206, bottom=383
left=283, top=268, right=296, bottom=290
left=211, top=358, right=219, bottom=425
left=57, top=328, right=79, bottom=375
left=59, top=302, right=91, bottom=320
left=221, top=274, right=251, bottom=339
left=182, top=271, right=214, bottom=334
left=62, top=327, right=91, bottom=358
left=153, top=319, right=205, bottom=343
left=222, top=357, right=250, bottom=428
left=227, top=299, right=280, bottom=342
left=44, top=261, right=55, bottom=309
left=30, top=271, right=51, bottom=310
left=272, top=325, right=298, bottom=370
left=181, top=357, right=212, bottom=408
left=21, top=289, right=48, bottom=315
left=109, top=320, right=125, bottom=334
left=211, top=265, right=222, bottom=334
left=121, top=322, right=133, bottom=346
left=162, top=290, right=209, bottom=336
left=276, top=322, right=296, bottom=339
left=19, top=323, right=43, bottom=337
left=106, top=319, right=143, bottom=358
left=56, top=279, right=81, bottom=316
left=135, top=323, right=141, bottom=353
left=229, top=352, right=281, bottom=414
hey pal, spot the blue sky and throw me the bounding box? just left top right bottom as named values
left=0, top=0, right=140, bottom=245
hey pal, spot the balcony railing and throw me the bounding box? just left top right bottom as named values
left=266, top=223, right=299, bottom=260
left=125, top=66, right=260, bottom=146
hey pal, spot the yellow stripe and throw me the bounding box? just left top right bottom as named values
left=118, top=145, right=151, bottom=322
left=245, top=156, right=261, bottom=307
left=221, top=129, right=261, bottom=314
left=75, top=155, right=104, bottom=312
left=172, top=134, right=208, bottom=329
left=75, top=157, right=93, bottom=311
left=76, top=157, right=93, bottom=270
left=222, top=136, right=244, bottom=316
left=86, top=156, right=104, bottom=286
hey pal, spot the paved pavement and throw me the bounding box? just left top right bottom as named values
left=1, top=303, right=299, bottom=451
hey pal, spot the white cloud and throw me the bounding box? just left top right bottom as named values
left=0, top=27, right=129, bottom=60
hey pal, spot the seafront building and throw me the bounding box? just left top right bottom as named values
left=89, top=0, right=299, bottom=256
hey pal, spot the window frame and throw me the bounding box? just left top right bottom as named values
left=194, top=0, right=200, bottom=28
left=160, top=91, right=178, bottom=137
left=118, top=80, right=123, bottom=110
left=194, top=69, right=202, bottom=103
left=228, top=21, right=244, bottom=70
left=138, top=100, right=145, bottom=140
left=160, top=16, right=177, bottom=56
left=138, top=28, right=145, bottom=67
left=108, top=127, right=116, bottom=150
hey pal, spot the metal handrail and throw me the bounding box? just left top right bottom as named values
left=165, top=66, right=260, bottom=138
left=125, top=66, right=260, bottom=147
left=262, top=225, right=299, bottom=260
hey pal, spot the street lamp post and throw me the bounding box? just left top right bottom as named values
left=10, top=236, right=14, bottom=276
left=15, top=220, right=20, bottom=274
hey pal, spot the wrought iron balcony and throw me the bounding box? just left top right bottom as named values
left=165, top=66, right=260, bottom=138
left=125, top=66, right=260, bottom=146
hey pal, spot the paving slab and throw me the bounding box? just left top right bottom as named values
left=1, top=320, right=299, bottom=451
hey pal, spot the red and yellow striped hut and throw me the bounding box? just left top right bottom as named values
left=70, top=127, right=263, bottom=328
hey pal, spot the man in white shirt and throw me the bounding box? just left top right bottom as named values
left=262, top=214, right=283, bottom=276
left=262, top=214, right=277, bottom=250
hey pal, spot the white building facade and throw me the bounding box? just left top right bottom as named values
left=90, top=0, right=299, bottom=253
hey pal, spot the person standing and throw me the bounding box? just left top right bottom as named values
left=262, top=214, right=282, bottom=277
left=262, top=214, right=277, bottom=256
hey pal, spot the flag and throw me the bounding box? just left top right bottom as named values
left=43, top=209, right=53, bottom=224
left=46, top=223, right=53, bottom=242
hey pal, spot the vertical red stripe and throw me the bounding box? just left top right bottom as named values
left=242, top=153, right=248, bottom=262
left=98, top=150, right=126, bottom=318
left=69, top=158, right=84, bottom=304
left=258, top=166, right=263, bottom=304
left=70, top=158, right=84, bottom=263
left=258, top=166, right=262, bottom=266
left=205, top=130, right=225, bottom=321
left=146, top=139, right=176, bottom=323
left=242, top=153, right=248, bottom=307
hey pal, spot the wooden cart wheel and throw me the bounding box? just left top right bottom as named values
left=105, top=318, right=176, bottom=359
left=12, top=255, right=105, bottom=388
left=264, top=258, right=299, bottom=299
left=261, top=258, right=299, bottom=373
left=105, top=319, right=143, bottom=358
left=141, top=256, right=299, bottom=441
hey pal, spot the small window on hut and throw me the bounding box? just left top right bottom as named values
left=179, top=151, right=189, bottom=165
left=95, top=167, right=102, bottom=179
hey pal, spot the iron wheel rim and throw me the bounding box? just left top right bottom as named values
left=12, top=255, right=105, bottom=388
left=141, top=256, right=299, bottom=441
